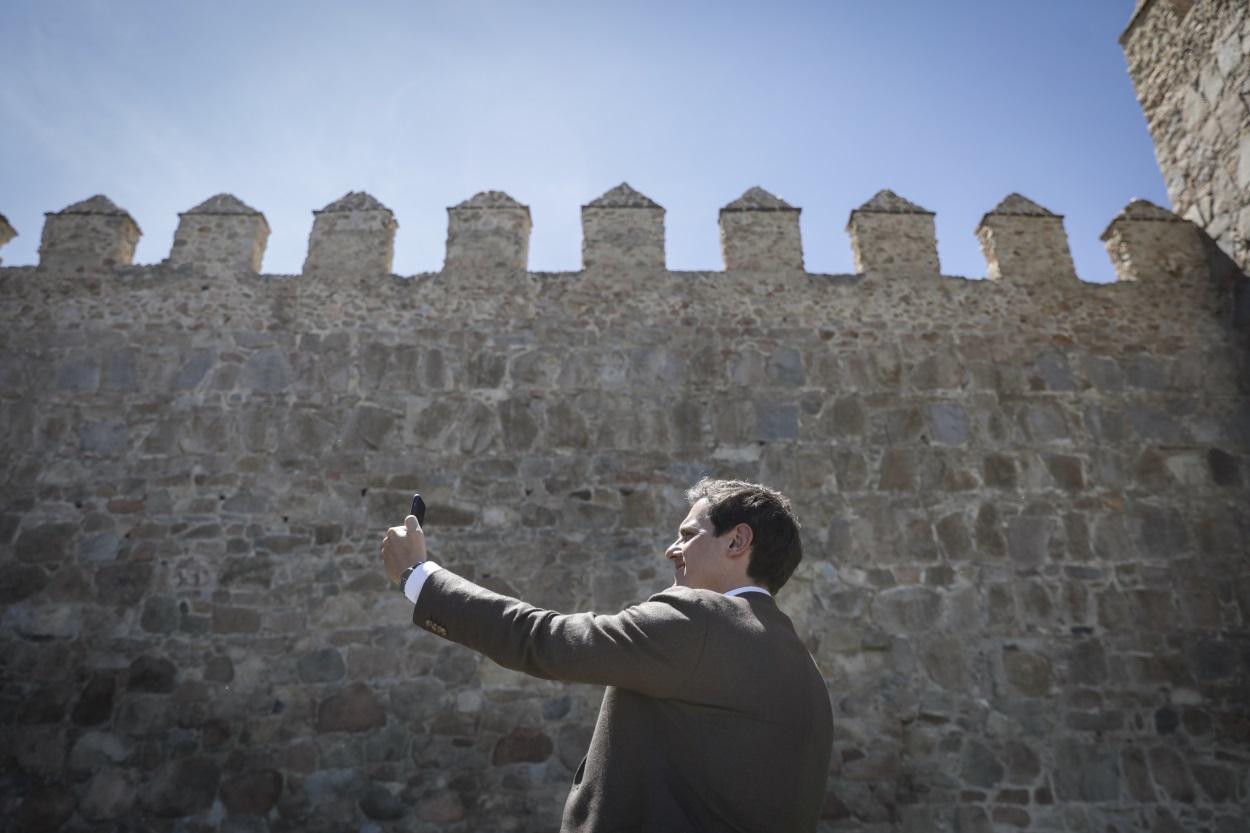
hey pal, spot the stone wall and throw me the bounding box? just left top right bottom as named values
left=0, top=184, right=1247, bottom=833
left=1121, top=0, right=1250, bottom=274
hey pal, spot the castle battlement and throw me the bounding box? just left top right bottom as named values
left=0, top=186, right=1217, bottom=287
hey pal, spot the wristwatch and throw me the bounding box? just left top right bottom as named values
left=398, top=565, right=416, bottom=594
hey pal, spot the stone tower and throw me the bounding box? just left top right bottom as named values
left=1120, top=0, right=1250, bottom=274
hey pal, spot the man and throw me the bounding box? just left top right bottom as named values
left=380, top=478, right=833, bottom=832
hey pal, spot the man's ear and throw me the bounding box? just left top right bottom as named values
left=727, top=522, right=753, bottom=558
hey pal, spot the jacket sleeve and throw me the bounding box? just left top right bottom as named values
left=412, top=569, right=708, bottom=699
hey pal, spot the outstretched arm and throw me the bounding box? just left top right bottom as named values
left=380, top=512, right=708, bottom=696
left=412, top=569, right=709, bottom=699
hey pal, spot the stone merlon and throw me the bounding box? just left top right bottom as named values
left=719, top=186, right=803, bottom=271
left=582, top=183, right=665, bottom=271
left=302, top=191, right=397, bottom=277
left=846, top=189, right=939, bottom=277
left=0, top=212, right=16, bottom=265
left=39, top=195, right=142, bottom=272
left=1100, top=198, right=1205, bottom=285
left=445, top=191, right=532, bottom=274
left=975, top=193, right=1077, bottom=283
left=171, top=194, right=270, bottom=275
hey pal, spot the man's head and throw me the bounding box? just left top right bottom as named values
left=665, top=478, right=803, bottom=594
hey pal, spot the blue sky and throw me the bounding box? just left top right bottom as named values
left=1, top=0, right=1160, bottom=281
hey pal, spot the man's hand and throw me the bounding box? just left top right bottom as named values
left=381, top=515, right=427, bottom=585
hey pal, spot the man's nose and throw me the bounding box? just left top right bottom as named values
left=665, top=542, right=679, bottom=560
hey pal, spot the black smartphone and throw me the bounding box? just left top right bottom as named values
left=410, top=493, right=426, bottom=526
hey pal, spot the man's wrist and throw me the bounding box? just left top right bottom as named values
left=400, top=560, right=443, bottom=604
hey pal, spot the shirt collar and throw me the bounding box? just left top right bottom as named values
left=724, top=585, right=771, bottom=597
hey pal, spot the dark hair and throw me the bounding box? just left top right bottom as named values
left=685, top=478, right=803, bottom=593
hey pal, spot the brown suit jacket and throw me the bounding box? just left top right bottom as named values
left=413, top=569, right=833, bottom=833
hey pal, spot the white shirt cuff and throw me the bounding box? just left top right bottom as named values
left=402, top=561, right=442, bottom=604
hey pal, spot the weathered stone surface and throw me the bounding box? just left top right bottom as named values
left=359, top=783, right=405, bottom=820
left=1053, top=739, right=1120, bottom=801
left=872, top=587, right=941, bottom=634
left=4, top=603, right=80, bottom=639
left=93, top=561, right=153, bottom=605
left=492, top=726, right=554, bottom=765
left=0, top=563, right=49, bottom=603
left=1003, top=649, right=1052, bottom=696
left=960, top=740, right=1004, bottom=789
left=69, top=730, right=131, bottom=770
left=14, top=787, right=75, bottom=832
left=81, top=768, right=138, bottom=820
left=298, top=647, right=347, bottom=683
left=1123, top=0, right=1250, bottom=271
left=71, top=673, right=116, bottom=726
left=140, top=595, right=179, bottom=633
left=15, top=522, right=77, bottom=563
left=1007, top=515, right=1055, bottom=565
left=141, top=757, right=221, bottom=816
left=317, top=683, right=386, bottom=733
left=417, top=790, right=466, bottom=823
left=128, top=655, right=177, bottom=693
left=1147, top=747, right=1196, bottom=802
left=926, top=402, right=969, bottom=444
left=220, top=769, right=283, bottom=815
left=212, top=605, right=260, bottom=634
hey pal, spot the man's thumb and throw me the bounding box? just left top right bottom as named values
left=405, top=514, right=421, bottom=533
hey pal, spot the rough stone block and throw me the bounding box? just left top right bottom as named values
left=14, top=787, right=75, bottom=832
left=1147, top=746, right=1196, bottom=802
left=80, top=769, right=138, bottom=821
left=220, top=769, right=284, bottom=815
left=141, top=757, right=221, bottom=817
left=0, top=564, right=49, bottom=603
left=871, top=586, right=941, bottom=634
left=128, top=655, right=176, bottom=693
left=1002, top=648, right=1053, bottom=696
left=960, top=740, right=1005, bottom=789
left=492, top=726, right=554, bottom=764
left=212, top=605, right=260, bottom=634
left=317, top=682, right=386, bottom=733
left=1053, top=739, right=1120, bottom=801
left=298, top=647, right=347, bottom=683
left=926, top=402, right=970, bottom=444
left=69, top=730, right=131, bottom=771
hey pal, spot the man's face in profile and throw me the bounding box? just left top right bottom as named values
left=665, top=498, right=726, bottom=591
